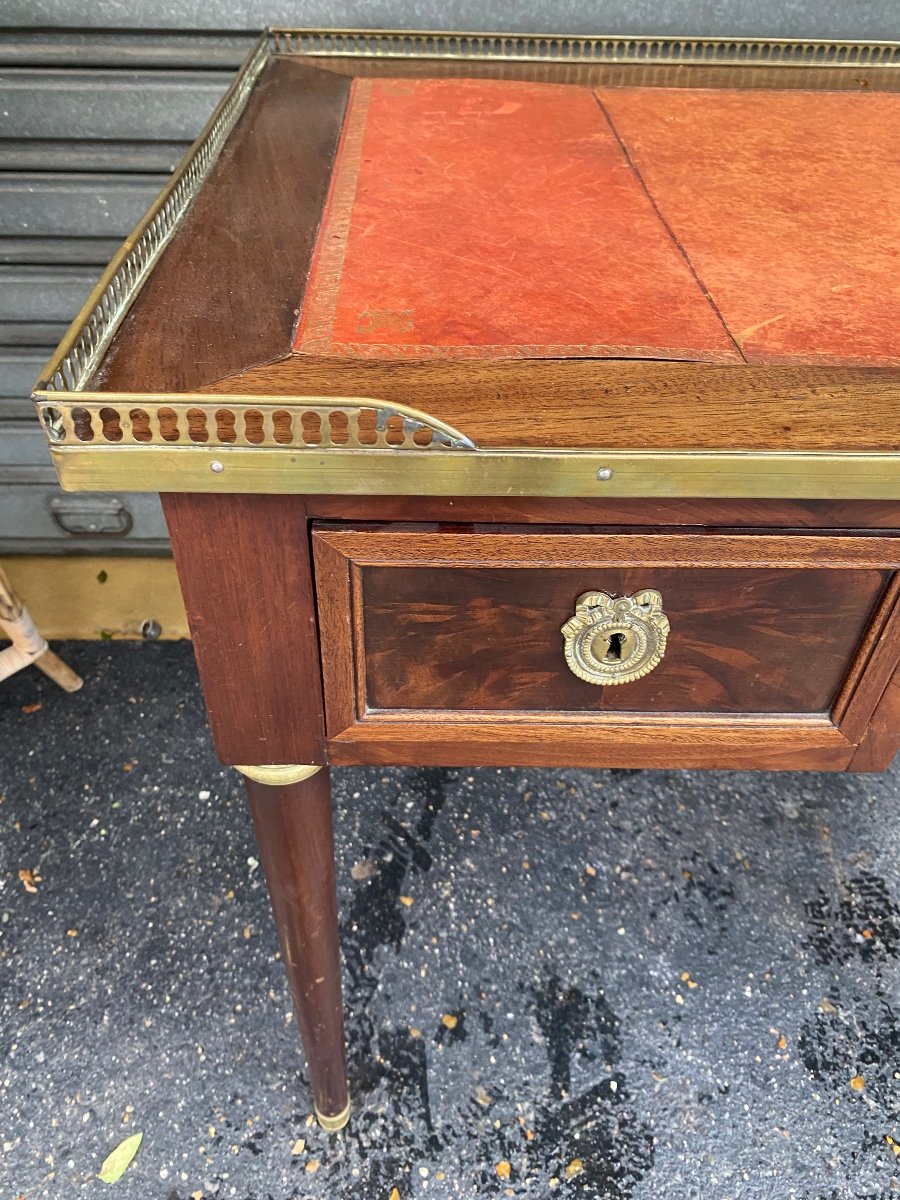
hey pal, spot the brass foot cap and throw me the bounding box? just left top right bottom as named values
left=315, top=1096, right=351, bottom=1132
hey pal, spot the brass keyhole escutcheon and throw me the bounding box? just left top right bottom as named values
left=561, top=589, right=670, bottom=686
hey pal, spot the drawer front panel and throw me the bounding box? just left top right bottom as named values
left=360, top=563, right=886, bottom=714
left=312, top=528, right=900, bottom=768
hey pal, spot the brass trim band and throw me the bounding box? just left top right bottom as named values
left=234, top=765, right=322, bottom=785
left=45, top=443, right=900, bottom=501
left=314, top=1096, right=352, bottom=1132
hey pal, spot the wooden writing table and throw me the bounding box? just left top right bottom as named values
left=34, top=29, right=900, bottom=1129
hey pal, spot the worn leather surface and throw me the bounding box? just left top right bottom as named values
left=293, top=77, right=739, bottom=362
left=599, top=87, right=900, bottom=367
left=294, top=77, right=900, bottom=367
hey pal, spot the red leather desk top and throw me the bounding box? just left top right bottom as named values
left=293, top=78, right=900, bottom=368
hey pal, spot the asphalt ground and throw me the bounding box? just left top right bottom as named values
left=2, top=641, right=899, bottom=1200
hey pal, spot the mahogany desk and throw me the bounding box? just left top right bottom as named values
left=34, top=29, right=900, bottom=1130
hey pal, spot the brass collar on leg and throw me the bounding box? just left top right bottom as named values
left=234, top=764, right=322, bottom=786
left=315, top=1095, right=351, bottom=1132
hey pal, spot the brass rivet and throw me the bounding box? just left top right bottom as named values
left=210, top=460, right=224, bottom=473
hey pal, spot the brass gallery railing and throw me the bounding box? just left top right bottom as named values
left=31, top=29, right=900, bottom=501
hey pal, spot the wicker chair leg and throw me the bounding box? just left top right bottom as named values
left=0, top=565, right=83, bottom=692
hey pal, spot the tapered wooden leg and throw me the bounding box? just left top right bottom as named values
left=244, top=767, right=349, bottom=1129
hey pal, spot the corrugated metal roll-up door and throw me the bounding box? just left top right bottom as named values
left=0, top=31, right=252, bottom=553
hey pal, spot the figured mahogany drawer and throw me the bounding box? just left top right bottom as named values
left=312, top=526, right=900, bottom=770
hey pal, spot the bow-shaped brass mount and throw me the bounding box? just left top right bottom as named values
left=561, top=589, right=670, bottom=685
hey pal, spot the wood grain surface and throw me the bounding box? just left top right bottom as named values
left=197, top=356, right=900, bottom=452
left=849, top=666, right=900, bottom=770
left=92, top=58, right=349, bottom=392
left=158, top=493, right=900, bottom=772
left=312, top=526, right=897, bottom=729
left=162, top=493, right=326, bottom=765
left=325, top=715, right=853, bottom=771
left=305, top=495, right=900, bottom=530
left=832, top=573, right=900, bottom=741
left=246, top=769, right=348, bottom=1117
left=359, top=564, right=885, bottom=715
left=313, top=527, right=900, bottom=570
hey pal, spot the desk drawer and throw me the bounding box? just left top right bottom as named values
left=312, top=526, right=900, bottom=770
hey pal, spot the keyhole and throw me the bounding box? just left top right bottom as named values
left=590, top=628, right=635, bottom=666
left=604, top=632, right=626, bottom=662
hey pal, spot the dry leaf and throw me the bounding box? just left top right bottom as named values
left=389, top=1190, right=401, bottom=1200
left=441, top=1013, right=458, bottom=1030
left=399, top=895, right=414, bottom=907
left=98, top=1131, right=143, bottom=1183
left=350, top=858, right=377, bottom=881
left=475, top=1085, right=493, bottom=1107
left=18, top=868, right=38, bottom=893
left=21, top=702, right=42, bottom=715
left=565, top=1159, right=585, bottom=1180
left=305, top=1158, right=320, bottom=1174
left=819, top=997, right=838, bottom=1014
left=850, top=1075, right=865, bottom=1091
left=495, top=1160, right=511, bottom=1179
left=777, top=1034, right=787, bottom=1050
left=191, top=1192, right=203, bottom=1200
left=291, top=1138, right=305, bottom=1155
